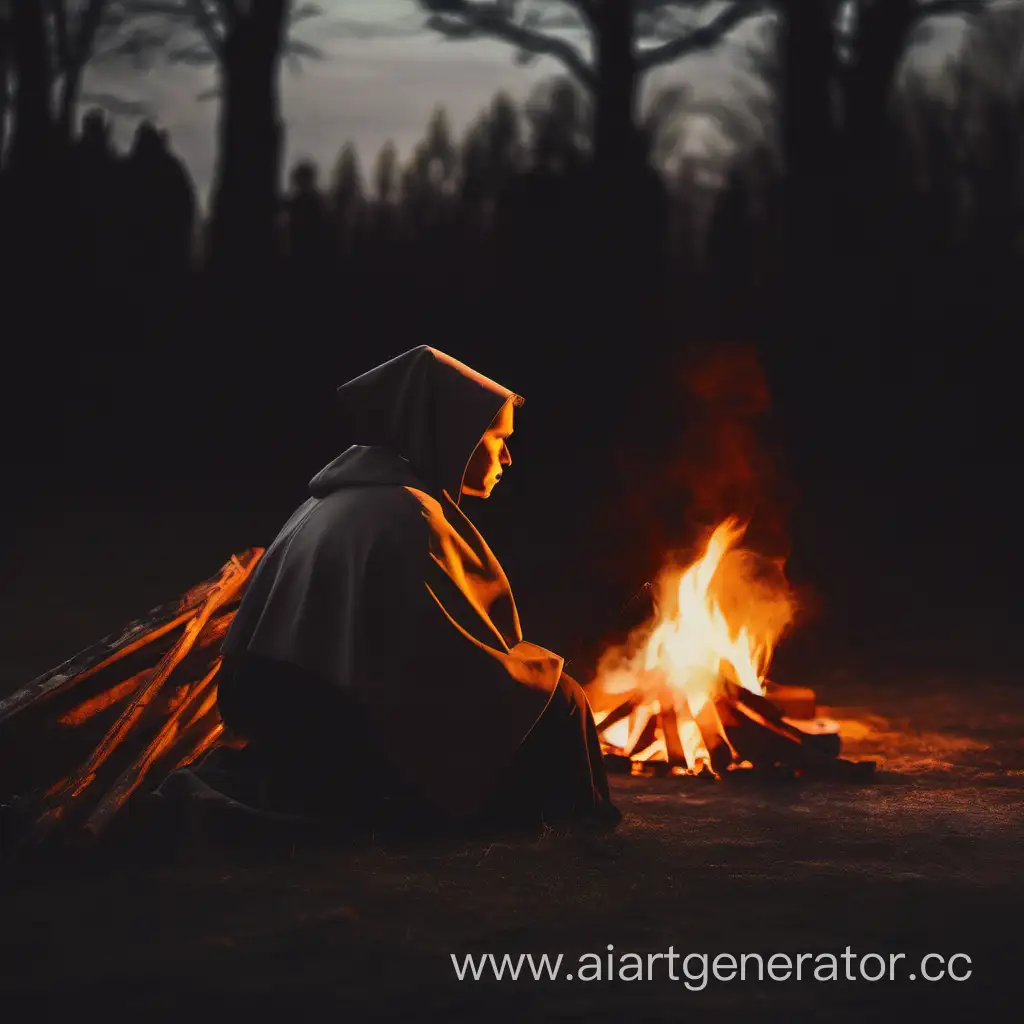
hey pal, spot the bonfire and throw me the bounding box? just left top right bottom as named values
left=587, top=519, right=872, bottom=781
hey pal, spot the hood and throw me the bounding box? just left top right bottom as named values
left=315, top=346, right=523, bottom=505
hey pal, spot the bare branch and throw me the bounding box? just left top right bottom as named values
left=324, top=16, right=422, bottom=39
left=637, top=0, right=767, bottom=72
left=290, top=1, right=321, bottom=24
left=560, top=0, right=595, bottom=17
left=167, top=40, right=217, bottom=62
left=284, top=36, right=321, bottom=60
left=425, top=1, right=595, bottom=87
left=73, top=0, right=111, bottom=65
left=91, top=22, right=179, bottom=67
left=186, top=0, right=223, bottom=56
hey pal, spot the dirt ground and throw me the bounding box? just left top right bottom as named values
left=2, top=670, right=1021, bottom=1023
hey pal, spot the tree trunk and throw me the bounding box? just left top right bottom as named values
left=4, top=0, right=64, bottom=288
left=0, top=19, right=10, bottom=168
left=775, top=0, right=840, bottom=333
left=207, top=0, right=288, bottom=287
left=586, top=1, right=644, bottom=341
left=591, top=0, right=640, bottom=181
left=838, top=0, right=919, bottom=350
left=841, top=0, right=915, bottom=163
left=57, top=65, right=83, bottom=141
left=778, top=0, right=838, bottom=188
left=7, top=0, right=54, bottom=175
left=54, top=0, right=108, bottom=143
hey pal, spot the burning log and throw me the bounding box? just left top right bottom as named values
left=622, top=704, right=657, bottom=759
left=594, top=682, right=873, bottom=782
left=762, top=683, right=816, bottom=720
left=716, top=681, right=871, bottom=781
left=693, top=699, right=738, bottom=775
left=588, top=519, right=876, bottom=783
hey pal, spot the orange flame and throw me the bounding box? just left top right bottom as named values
left=592, top=517, right=798, bottom=772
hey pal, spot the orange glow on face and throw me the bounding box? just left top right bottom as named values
left=462, top=401, right=514, bottom=499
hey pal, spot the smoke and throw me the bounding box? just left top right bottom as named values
left=670, top=341, right=791, bottom=559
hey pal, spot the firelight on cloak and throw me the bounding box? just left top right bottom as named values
left=221, top=346, right=568, bottom=817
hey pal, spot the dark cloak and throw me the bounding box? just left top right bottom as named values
left=221, top=346, right=565, bottom=818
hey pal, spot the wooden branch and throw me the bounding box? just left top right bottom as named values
left=722, top=679, right=816, bottom=744
left=658, top=704, right=689, bottom=768
left=0, top=549, right=261, bottom=725
left=57, top=670, right=153, bottom=727
left=197, top=609, right=236, bottom=649
left=171, top=718, right=225, bottom=771
left=592, top=695, right=638, bottom=733
left=623, top=705, right=657, bottom=758
left=694, top=698, right=736, bottom=775
left=763, top=681, right=816, bottom=720
left=82, top=659, right=222, bottom=836
left=27, top=552, right=259, bottom=843
left=637, top=0, right=766, bottom=72
left=718, top=681, right=875, bottom=781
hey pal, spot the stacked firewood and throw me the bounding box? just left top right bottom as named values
left=0, top=550, right=263, bottom=851
left=594, top=678, right=875, bottom=781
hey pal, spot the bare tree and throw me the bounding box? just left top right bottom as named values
left=418, top=1, right=768, bottom=175
left=3, top=1, right=163, bottom=167
left=6, top=0, right=53, bottom=174
left=48, top=1, right=112, bottom=136
left=372, top=142, right=397, bottom=204
left=125, top=1, right=321, bottom=277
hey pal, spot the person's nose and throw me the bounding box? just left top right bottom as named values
left=500, top=443, right=512, bottom=468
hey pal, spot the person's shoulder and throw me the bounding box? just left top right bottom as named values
left=316, top=485, right=432, bottom=542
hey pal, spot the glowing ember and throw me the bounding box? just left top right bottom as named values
left=590, top=518, right=799, bottom=774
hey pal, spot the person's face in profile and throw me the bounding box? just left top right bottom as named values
left=462, top=401, right=514, bottom=499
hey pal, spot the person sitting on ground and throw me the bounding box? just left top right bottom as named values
left=211, top=345, right=619, bottom=836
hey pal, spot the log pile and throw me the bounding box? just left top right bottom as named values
left=0, top=549, right=263, bottom=851
left=594, top=677, right=875, bottom=782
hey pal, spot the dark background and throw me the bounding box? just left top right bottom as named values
left=3, top=302, right=1019, bottom=695
left=2, top=0, right=1022, bottom=698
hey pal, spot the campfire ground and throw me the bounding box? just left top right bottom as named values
left=2, top=672, right=1021, bottom=1022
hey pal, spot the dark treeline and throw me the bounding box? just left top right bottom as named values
left=3, top=0, right=1023, bottom=677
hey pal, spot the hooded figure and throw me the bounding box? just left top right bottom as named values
left=215, top=346, right=617, bottom=833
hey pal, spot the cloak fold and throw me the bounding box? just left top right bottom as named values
left=222, top=346, right=563, bottom=816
